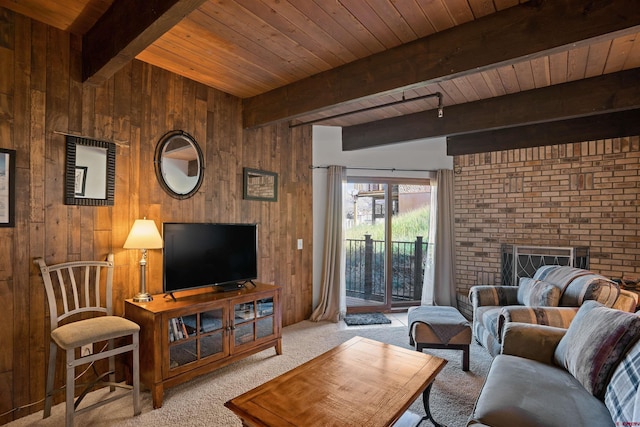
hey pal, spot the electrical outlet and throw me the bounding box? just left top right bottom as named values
left=81, top=344, right=93, bottom=357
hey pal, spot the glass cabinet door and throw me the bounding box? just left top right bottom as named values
left=198, top=308, right=225, bottom=358
left=233, top=297, right=275, bottom=348
left=256, top=298, right=274, bottom=339
left=168, top=315, right=197, bottom=368
left=233, top=301, right=255, bottom=346
left=167, top=306, right=226, bottom=372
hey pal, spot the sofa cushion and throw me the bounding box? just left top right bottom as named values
left=468, top=354, right=615, bottom=427
left=474, top=306, right=501, bottom=339
left=533, top=265, right=588, bottom=289
left=561, top=273, right=619, bottom=307
left=554, top=301, right=640, bottom=399
left=533, top=265, right=619, bottom=307
left=517, top=278, right=561, bottom=307
left=605, top=340, right=640, bottom=425
left=472, top=306, right=503, bottom=356
left=472, top=319, right=502, bottom=357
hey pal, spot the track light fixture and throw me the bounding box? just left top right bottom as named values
left=290, top=91, right=444, bottom=128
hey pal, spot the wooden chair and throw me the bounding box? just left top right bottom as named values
left=34, top=254, right=141, bottom=426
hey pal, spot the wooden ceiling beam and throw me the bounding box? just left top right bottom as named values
left=82, top=0, right=207, bottom=85
left=242, top=0, right=640, bottom=129
left=342, top=68, right=640, bottom=151
left=446, top=109, right=640, bottom=155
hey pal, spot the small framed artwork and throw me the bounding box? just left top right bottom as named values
left=0, top=148, right=16, bottom=228
left=243, top=168, right=278, bottom=202
left=74, top=166, right=88, bottom=196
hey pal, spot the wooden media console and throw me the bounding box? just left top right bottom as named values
left=124, top=282, right=282, bottom=408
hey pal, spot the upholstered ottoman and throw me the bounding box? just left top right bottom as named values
left=408, top=306, right=472, bottom=371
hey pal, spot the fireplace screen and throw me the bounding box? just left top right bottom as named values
left=501, top=244, right=590, bottom=286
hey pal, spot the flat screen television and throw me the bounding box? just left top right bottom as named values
left=162, top=222, right=258, bottom=295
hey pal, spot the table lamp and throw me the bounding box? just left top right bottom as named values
left=124, top=218, right=163, bottom=302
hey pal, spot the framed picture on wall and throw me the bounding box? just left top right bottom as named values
left=243, top=168, right=278, bottom=202
left=0, top=148, right=16, bottom=228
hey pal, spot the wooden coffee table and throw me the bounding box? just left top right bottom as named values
left=225, top=336, right=447, bottom=427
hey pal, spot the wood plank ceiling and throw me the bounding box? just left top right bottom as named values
left=2, top=0, right=639, bottom=154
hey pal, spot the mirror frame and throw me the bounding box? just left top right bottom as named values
left=154, top=130, right=204, bottom=200
left=65, top=136, right=115, bottom=206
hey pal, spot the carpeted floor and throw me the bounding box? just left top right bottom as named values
left=7, top=320, right=493, bottom=427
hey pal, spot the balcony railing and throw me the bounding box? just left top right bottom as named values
left=345, top=235, right=431, bottom=303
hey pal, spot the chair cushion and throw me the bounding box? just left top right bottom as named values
left=605, top=340, right=640, bottom=424
left=52, top=316, right=140, bottom=349
left=554, top=301, right=640, bottom=399
left=517, top=278, right=561, bottom=307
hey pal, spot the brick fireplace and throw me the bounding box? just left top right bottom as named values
left=453, top=136, right=640, bottom=316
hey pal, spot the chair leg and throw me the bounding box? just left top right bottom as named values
left=462, top=344, right=470, bottom=371
left=132, top=332, right=141, bottom=416
left=108, top=339, right=116, bottom=393
left=66, top=348, right=76, bottom=427
left=43, top=342, right=57, bottom=418
left=47, top=334, right=141, bottom=424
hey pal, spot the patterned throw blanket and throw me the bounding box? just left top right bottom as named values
left=408, top=306, right=470, bottom=344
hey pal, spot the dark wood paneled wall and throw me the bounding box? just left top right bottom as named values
left=0, top=8, right=313, bottom=423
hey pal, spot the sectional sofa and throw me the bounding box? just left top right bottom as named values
left=468, top=301, right=640, bottom=426
left=469, top=265, right=638, bottom=356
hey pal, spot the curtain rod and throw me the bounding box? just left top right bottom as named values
left=309, top=165, right=434, bottom=172
left=52, top=130, right=129, bottom=148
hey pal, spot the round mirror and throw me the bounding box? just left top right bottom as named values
left=154, top=130, right=204, bottom=199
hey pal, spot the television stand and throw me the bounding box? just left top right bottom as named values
left=216, top=282, right=246, bottom=292
left=125, top=282, right=282, bottom=409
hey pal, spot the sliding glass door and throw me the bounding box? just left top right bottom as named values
left=344, top=178, right=430, bottom=312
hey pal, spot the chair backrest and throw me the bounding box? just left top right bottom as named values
left=34, top=254, right=114, bottom=331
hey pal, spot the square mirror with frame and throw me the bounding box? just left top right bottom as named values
left=65, top=135, right=115, bottom=206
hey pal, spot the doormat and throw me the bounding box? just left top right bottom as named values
left=343, top=313, right=392, bottom=326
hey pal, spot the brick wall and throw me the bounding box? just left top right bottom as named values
left=454, top=136, right=640, bottom=298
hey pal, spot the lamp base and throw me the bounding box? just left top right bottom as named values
left=133, top=292, right=153, bottom=303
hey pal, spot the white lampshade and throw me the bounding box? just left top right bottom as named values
left=123, top=219, right=163, bottom=249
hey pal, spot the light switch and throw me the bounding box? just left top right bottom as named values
left=297, top=239, right=303, bottom=250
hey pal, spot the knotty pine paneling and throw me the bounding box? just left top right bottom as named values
left=0, top=8, right=313, bottom=423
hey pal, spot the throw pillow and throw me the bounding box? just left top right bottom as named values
left=554, top=300, right=640, bottom=399
left=517, top=278, right=561, bottom=307
left=605, top=340, right=640, bottom=424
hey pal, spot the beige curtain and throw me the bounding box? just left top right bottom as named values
left=422, top=169, right=457, bottom=307
left=310, top=165, right=346, bottom=322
